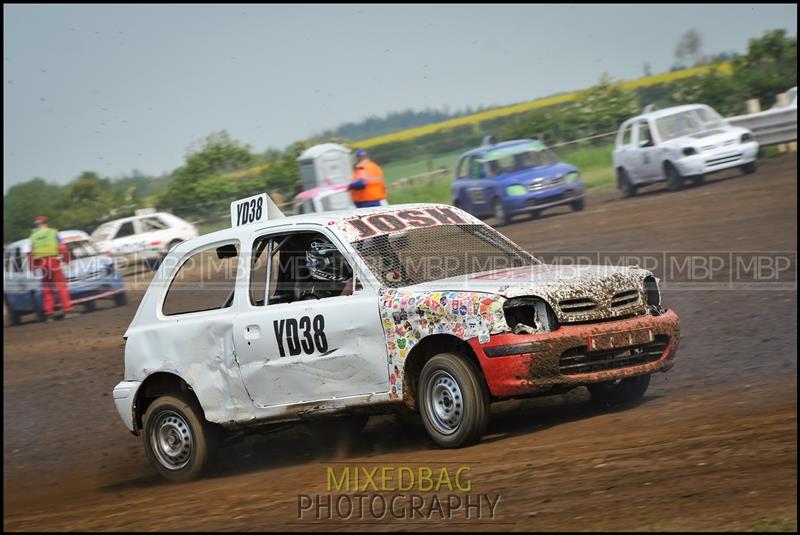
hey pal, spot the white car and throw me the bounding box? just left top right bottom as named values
left=90, top=212, right=198, bottom=270
left=613, top=104, right=759, bottom=197
left=291, top=183, right=356, bottom=215
left=113, top=193, right=680, bottom=481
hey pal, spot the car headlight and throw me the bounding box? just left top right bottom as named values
left=565, top=171, right=580, bottom=183
left=505, top=184, right=527, bottom=196
left=741, top=132, right=753, bottom=143
left=503, top=296, right=559, bottom=333
left=682, top=147, right=698, bottom=156
left=644, top=276, right=663, bottom=314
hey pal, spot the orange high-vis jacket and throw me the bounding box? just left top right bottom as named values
left=350, top=159, right=387, bottom=203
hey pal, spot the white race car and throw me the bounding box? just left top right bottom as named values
left=91, top=212, right=198, bottom=270
left=613, top=103, right=759, bottom=196
left=113, top=194, right=680, bottom=481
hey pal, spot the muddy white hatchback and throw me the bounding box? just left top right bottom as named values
left=114, top=194, right=680, bottom=481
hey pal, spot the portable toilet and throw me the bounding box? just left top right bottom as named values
left=297, top=143, right=353, bottom=191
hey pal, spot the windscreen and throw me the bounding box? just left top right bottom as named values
left=91, top=223, right=115, bottom=242
left=480, top=141, right=558, bottom=174
left=353, top=224, right=538, bottom=288
left=655, top=107, right=725, bottom=141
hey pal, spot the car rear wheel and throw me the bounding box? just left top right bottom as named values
left=618, top=168, right=637, bottom=198
left=114, top=291, right=128, bottom=307
left=142, top=394, right=220, bottom=482
left=493, top=198, right=511, bottom=227
left=588, top=374, right=651, bottom=406
left=665, top=163, right=684, bottom=191
left=83, top=300, right=96, bottom=313
left=741, top=161, right=757, bottom=175
left=690, top=173, right=706, bottom=187
left=419, top=353, right=490, bottom=448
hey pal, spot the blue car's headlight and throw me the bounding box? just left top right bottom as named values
left=565, top=172, right=580, bottom=183
left=505, top=184, right=528, bottom=196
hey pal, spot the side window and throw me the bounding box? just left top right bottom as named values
left=468, top=156, right=485, bottom=179
left=141, top=217, right=169, bottom=232
left=638, top=121, right=654, bottom=147
left=455, top=157, right=469, bottom=180
left=621, top=123, right=634, bottom=146
left=249, top=231, right=356, bottom=306
left=162, top=241, right=239, bottom=316
left=115, top=221, right=135, bottom=239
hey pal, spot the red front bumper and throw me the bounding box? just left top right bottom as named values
left=468, top=309, right=680, bottom=398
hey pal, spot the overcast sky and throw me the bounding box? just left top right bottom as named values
left=3, top=3, right=797, bottom=191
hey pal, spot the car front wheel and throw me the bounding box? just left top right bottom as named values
left=741, top=161, right=757, bottom=175
left=665, top=163, right=684, bottom=191
left=570, top=197, right=585, bottom=211
left=419, top=353, right=490, bottom=448
left=493, top=198, right=511, bottom=227
left=142, top=394, right=220, bottom=482
left=618, top=168, right=637, bottom=198
left=588, top=374, right=651, bottom=406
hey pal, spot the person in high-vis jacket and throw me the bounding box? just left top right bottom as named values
left=348, top=149, right=387, bottom=208
left=28, top=215, right=78, bottom=321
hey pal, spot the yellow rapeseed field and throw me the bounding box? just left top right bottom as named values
left=358, top=63, right=733, bottom=149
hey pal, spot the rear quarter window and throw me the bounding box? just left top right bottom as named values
left=162, top=241, right=240, bottom=316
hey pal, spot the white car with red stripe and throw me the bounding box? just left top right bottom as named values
left=90, top=212, right=198, bottom=270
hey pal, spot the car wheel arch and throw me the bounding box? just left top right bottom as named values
left=401, top=334, right=485, bottom=412
left=134, top=372, right=204, bottom=431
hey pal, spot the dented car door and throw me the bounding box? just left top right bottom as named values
left=232, top=227, right=390, bottom=409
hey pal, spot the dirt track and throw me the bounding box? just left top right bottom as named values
left=4, top=156, right=797, bottom=531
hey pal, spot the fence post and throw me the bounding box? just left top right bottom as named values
left=746, top=99, right=760, bottom=114
left=775, top=92, right=791, bottom=153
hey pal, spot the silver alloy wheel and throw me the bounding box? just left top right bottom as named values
left=426, top=371, right=464, bottom=435
left=150, top=410, right=193, bottom=470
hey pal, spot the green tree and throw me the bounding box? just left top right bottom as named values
left=732, top=29, right=797, bottom=108
left=53, top=172, right=113, bottom=231
left=160, top=130, right=256, bottom=215
left=3, top=178, right=62, bottom=243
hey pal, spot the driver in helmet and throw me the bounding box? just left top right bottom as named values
left=302, top=236, right=354, bottom=299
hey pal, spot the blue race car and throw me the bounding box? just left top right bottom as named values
left=452, top=139, right=585, bottom=226
left=3, top=230, right=127, bottom=324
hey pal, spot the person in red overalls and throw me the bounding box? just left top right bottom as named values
left=28, top=215, right=78, bottom=321
left=348, top=149, right=387, bottom=208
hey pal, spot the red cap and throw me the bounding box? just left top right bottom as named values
left=34, top=215, right=47, bottom=224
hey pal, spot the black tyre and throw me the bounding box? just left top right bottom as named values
left=114, top=291, right=128, bottom=307
left=4, top=300, right=22, bottom=326
left=528, top=209, right=541, bottom=220
left=618, top=168, right=637, bottom=198
left=303, top=415, right=369, bottom=452
left=741, top=161, right=757, bottom=175
left=419, top=353, right=490, bottom=448
left=665, top=163, right=684, bottom=191
left=570, top=197, right=585, bottom=212
left=690, top=174, right=706, bottom=187
left=83, top=300, right=96, bottom=313
left=588, top=374, right=651, bottom=406
left=492, top=198, right=512, bottom=227
left=142, top=394, right=220, bottom=483
left=167, top=239, right=183, bottom=253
